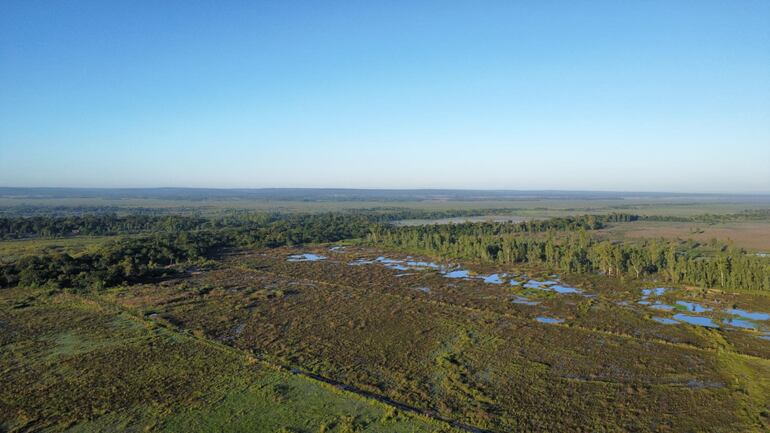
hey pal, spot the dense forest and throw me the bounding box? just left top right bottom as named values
left=368, top=222, right=770, bottom=291
left=1, top=212, right=769, bottom=292
left=0, top=213, right=377, bottom=241
left=0, top=231, right=225, bottom=290
left=0, top=213, right=374, bottom=290
left=0, top=211, right=662, bottom=240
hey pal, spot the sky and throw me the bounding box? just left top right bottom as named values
left=1, top=1, right=769, bottom=193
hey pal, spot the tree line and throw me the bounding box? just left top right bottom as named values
left=1, top=231, right=226, bottom=290
left=368, top=224, right=770, bottom=291
left=2, top=211, right=769, bottom=292
left=0, top=213, right=374, bottom=290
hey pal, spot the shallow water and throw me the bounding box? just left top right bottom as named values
left=406, top=260, right=441, bottom=269
left=724, top=308, right=770, bottom=321
left=550, top=284, right=582, bottom=294
left=522, top=279, right=585, bottom=295
left=641, top=287, right=668, bottom=299
left=722, top=318, right=757, bottom=330
left=290, top=250, right=770, bottom=340
left=652, top=317, right=678, bottom=325
left=512, top=296, right=540, bottom=306
left=376, top=257, right=402, bottom=264
left=524, top=280, right=556, bottom=289
left=349, top=256, right=448, bottom=274
left=482, top=274, right=504, bottom=284
left=444, top=270, right=470, bottom=279
left=672, top=314, right=719, bottom=328
left=536, top=316, right=564, bottom=324
left=349, top=258, right=375, bottom=266
left=676, top=301, right=711, bottom=313
left=288, top=253, right=326, bottom=262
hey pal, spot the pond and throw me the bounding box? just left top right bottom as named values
left=536, top=317, right=564, bottom=324
left=376, top=256, right=402, bottom=264
left=675, top=301, right=711, bottom=313
left=444, top=270, right=470, bottom=279
left=724, top=308, right=769, bottom=321
left=722, top=318, right=757, bottom=330
left=406, top=260, right=441, bottom=269
left=349, top=258, right=375, bottom=266
left=672, top=313, right=719, bottom=328
left=482, top=274, right=504, bottom=284
left=512, top=296, right=539, bottom=306
left=287, top=253, right=326, bottom=262
left=524, top=279, right=585, bottom=295
left=549, top=284, right=583, bottom=295
left=652, top=317, right=679, bottom=325
left=641, top=287, right=668, bottom=299
left=524, top=280, right=558, bottom=289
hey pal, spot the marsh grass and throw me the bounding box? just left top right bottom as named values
left=100, top=246, right=770, bottom=432
left=0, top=287, right=454, bottom=433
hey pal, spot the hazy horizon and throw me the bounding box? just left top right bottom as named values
left=1, top=185, right=769, bottom=195
left=2, top=1, right=769, bottom=193
left=0, top=185, right=770, bottom=198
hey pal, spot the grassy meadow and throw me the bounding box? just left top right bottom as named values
left=2, top=194, right=770, bottom=432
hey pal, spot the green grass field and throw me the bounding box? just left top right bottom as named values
left=3, top=196, right=770, bottom=217
left=56, top=244, right=769, bottom=433
left=0, top=236, right=119, bottom=262
left=3, top=197, right=770, bottom=432
left=596, top=220, right=770, bottom=252
left=0, top=287, right=456, bottom=433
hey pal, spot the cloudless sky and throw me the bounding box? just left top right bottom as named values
left=1, top=1, right=769, bottom=192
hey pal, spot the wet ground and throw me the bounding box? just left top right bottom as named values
left=301, top=245, right=770, bottom=340
left=104, top=244, right=770, bottom=432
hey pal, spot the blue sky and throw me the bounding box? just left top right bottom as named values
left=1, top=1, right=769, bottom=192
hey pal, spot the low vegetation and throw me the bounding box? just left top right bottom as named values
left=2, top=204, right=770, bottom=432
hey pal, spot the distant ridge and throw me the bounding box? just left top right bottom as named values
left=1, top=187, right=768, bottom=202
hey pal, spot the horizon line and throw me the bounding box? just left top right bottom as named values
left=2, top=186, right=770, bottom=197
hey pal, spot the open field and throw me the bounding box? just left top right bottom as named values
left=73, top=244, right=770, bottom=432
left=597, top=221, right=770, bottom=252
left=0, top=236, right=120, bottom=262
left=0, top=286, right=457, bottom=433
left=5, top=0, right=769, bottom=429
left=2, top=189, right=770, bottom=218
left=2, top=198, right=770, bottom=432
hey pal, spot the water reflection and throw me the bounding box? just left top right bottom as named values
left=536, top=316, right=564, bottom=324
left=444, top=270, right=470, bottom=279
left=722, top=318, right=757, bottom=330
left=672, top=314, right=719, bottom=328
left=652, top=317, right=678, bottom=325
left=724, top=308, right=769, bottom=321
left=482, top=274, right=504, bottom=284
left=675, top=301, right=711, bottom=313
left=287, top=253, right=326, bottom=262
left=512, top=296, right=540, bottom=306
